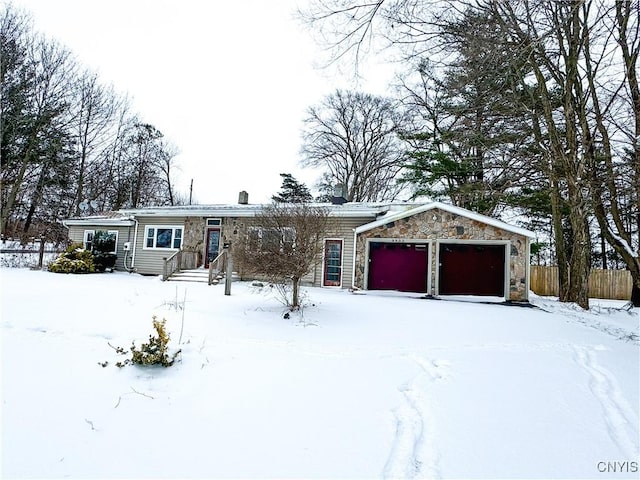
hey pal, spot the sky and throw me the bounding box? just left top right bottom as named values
left=11, top=0, right=396, bottom=204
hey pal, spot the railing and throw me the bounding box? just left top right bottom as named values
left=163, top=250, right=200, bottom=281
left=208, top=250, right=227, bottom=285
left=163, top=251, right=181, bottom=281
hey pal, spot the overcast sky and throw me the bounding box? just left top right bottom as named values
left=12, top=0, right=396, bottom=204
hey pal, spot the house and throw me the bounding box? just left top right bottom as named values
left=63, top=194, right=535, bottom=301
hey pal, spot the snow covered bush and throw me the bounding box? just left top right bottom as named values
left=106, top=317, right=181, bottom=368
left=48, top=243, right=95, bottom=274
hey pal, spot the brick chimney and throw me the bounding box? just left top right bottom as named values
left=238, top=191, right=249, bottom=205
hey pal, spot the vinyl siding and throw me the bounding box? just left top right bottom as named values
left=311, top=216, right=373, bottom=288
left=67, top=224, right=136, bottom=272
left=133, top=216, right=186, bottom=275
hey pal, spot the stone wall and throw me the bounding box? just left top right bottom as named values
left=183, top=217, right=205, bottom=252
left=354, top=208, right=529, bottom=301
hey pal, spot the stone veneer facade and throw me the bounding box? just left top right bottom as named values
left=182, top=216, right=247, bottom=267
left=354, top=208, right=529, bottom=301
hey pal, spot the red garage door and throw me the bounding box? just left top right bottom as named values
left=368, top=242, right=428, bottom=293
left=439, top=244, right=505, bottom=296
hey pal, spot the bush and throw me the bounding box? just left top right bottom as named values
left=92, top=231, right=117, bottom=272
left=93, top=252, right=117, bottom=272
left=104, top=317, right=181, bottom=368
left=48, top=243, right=95, bottom=273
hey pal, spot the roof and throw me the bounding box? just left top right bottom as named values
left=354, top=201, right=536, bottom=238
left=63, top=202, right=536, bottom=238
left=62, top=212, right=135, bottom=227
left=118, top=202, right=421, bottom=219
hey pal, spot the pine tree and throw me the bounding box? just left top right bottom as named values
left=271, top=173, right=313, bottom=203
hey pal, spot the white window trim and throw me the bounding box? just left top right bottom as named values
left=83, top=229, right=118, bottom=254
left=143, top=225, right=184, bottom=250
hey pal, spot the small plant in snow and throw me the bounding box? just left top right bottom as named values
left=103, top=316, right=181, bottom=368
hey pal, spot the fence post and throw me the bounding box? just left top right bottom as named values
left=224, top=242, right=232, bottom=296
left=37, top=238, right=45, bottom=270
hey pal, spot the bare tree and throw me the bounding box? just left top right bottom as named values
left=233, top=203, right=330, bottom=308
left=301, top=89, right=406, bottom=201
left=155, top=139, right=181, bottom=206
left=70, top=70, right=120, bottom=215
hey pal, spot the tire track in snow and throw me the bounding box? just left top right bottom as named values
left=383, top=355, right=449, bottom=480
left=572, top=345, right=639, bottom=459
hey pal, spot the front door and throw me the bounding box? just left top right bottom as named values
left=205, top=228, right=221, bottom=268
left=323, top=239, right=343, bottom=286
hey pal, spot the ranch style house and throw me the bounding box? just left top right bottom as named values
left=63, top=192, right=535, bottom=301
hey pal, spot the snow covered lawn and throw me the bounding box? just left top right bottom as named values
left=1, top=269, right=639, bottom=479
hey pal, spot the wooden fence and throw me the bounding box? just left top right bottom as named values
left=530, top=265, right=633, bottom=300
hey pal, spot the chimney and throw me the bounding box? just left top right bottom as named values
left=331, top=184, right=347, bottom=205
left=238, top=191, right=249, bottom=204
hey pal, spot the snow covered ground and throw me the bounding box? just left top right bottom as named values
left=1, top=268, right=638, bottom=479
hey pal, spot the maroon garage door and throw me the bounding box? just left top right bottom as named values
left=439, top=244, right=505, bottom=296
left=368, top=242, right=428, bottom=293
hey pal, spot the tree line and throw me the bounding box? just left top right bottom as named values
left=297, top=0, right=639, bottom=308
left=2, top=1, right=638, bottom=307
left=1, top=4, right=181, bottom=241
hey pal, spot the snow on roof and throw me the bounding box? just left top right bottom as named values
left=118, top=202, right=422, bottom=218
left=354, top=201, right=536, bottom=238
left=62, top=212, right=134, bottom=227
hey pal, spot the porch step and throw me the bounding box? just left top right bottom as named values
left=168, top=269, right=209, bottom=283
left=167, top=269, right=239, bottom=284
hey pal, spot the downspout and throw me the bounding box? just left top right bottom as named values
left=351, top=228, right=358, bottom=289
left=123, top=216, right=138, bottom=273
left=131, top=217, right=139, bottom=271
left=525, top=237, right=531, bottom=301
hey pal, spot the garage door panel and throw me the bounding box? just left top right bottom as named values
left=368, top=243, right=428, bottom=293
left=439, top=244, right=505, bottom=296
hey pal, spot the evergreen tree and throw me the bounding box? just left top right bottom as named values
left=272, top=173, right=313, bottom=203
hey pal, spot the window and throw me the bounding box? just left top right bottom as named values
left=84, top=230, right=94, bottom=251
left=144, top=226, right=183, bottom=250
left=84, top=230, right=118, bottom=253
left=246, top=227, right=295, bottom=253
left=206, top=218, right=222, bottom=226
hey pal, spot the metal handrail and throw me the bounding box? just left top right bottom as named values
left=208, top=250, right=226, bottom=285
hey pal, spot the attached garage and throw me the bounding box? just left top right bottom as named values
left=353, top=202, right=535, bottom=302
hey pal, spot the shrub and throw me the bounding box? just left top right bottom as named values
left=104, top=317, right=181, bottom=368
left=92, top=231, right=117, bottom=272
left=48, top=243, right=95, bottom=273
left=93, top=252, right=117, bottom=272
